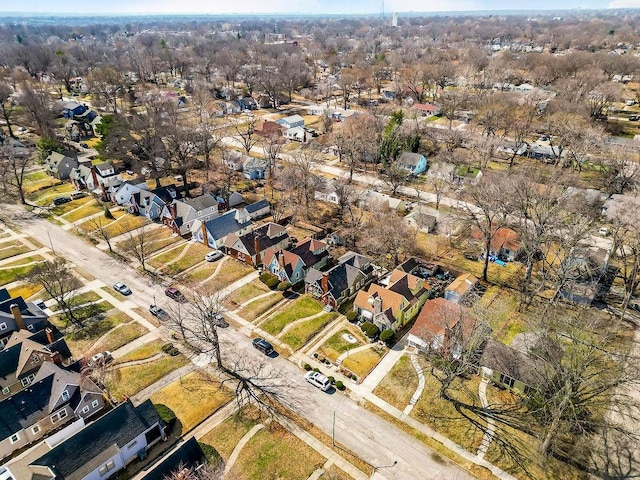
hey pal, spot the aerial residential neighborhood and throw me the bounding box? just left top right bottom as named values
left=0, top=5, right=639, bottom=480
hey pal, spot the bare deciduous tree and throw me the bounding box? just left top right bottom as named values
left=29, top=259, right=83, bottom=327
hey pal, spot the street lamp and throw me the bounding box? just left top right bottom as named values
left=153, top=294, right=157, bottom=308
left=373, top=460, right=398, bottom=475
left=46, top=228, right=55, bottom=255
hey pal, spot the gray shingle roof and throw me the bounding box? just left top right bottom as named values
left=397, top=151, right=424, bottom=167
left=245, top=199, right=270, bottom=214
left=204, top=209, right=252, bottom=240
left=31, top=400, right=160, bottom=478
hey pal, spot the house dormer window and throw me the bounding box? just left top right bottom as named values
left=33, top=355, right=40, bottom=364
left=61, top=390, right=70, bottom=401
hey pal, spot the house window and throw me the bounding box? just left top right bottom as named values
left=61, top=390, right=70, bottom=401
left=50, top=409, right=69, bottom=424
left=21, top=374, right=35, bottom=387
left=27, top=324, right=34, bottom=331
left=32, top=425, right=41, bottom=435
left=9, top=433, right=20, bottom=444
left=33, top=355, right=40, bottom=364
left=98, top=460, right=116, bottom=476
left=126, top=439, right=137, bottom=449
left=2, top=386, right=9, bottom=395
left=81, top=406, right=90, bottom=414
left=92, top=400, right=100, bottom=408
left=499, top=373, right=516, bottom=388
left=0, top=322, right=6, bottom=331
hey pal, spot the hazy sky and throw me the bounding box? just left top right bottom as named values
left=2, top=0, right=636, bottom=14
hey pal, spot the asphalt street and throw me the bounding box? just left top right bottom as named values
left=3, top=205, right=473, bottom=480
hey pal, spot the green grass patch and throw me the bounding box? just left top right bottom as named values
left=199, top=408, right=262, bottom=461
left=410, top=370, right=485, bottom=452
left=0, top=263, right=41, bottom=285
left=318, top=326, right=367, bottom=362
left=92, top=322, right=148, bottom=353
left=0, top=255, right=45, bottom=268
left=107, top=354, right=189, bottom=400
left=61, top=306, right=125, bottom=355
left=49, top=291, right=102, bottom=313
left=50, top=196, right=93, bottom=216
left=103, top=214, right=150, bottom=238
left=280, top=312, right=337, bottom=350
left=23, top=177, right=64, bottom=196
left=62, top=201, right=104, bottom=223
left=150, top=371, right=233, bottom=433
left=206, top=259, right=255, bottom=291
left=229, top=423, right=325, bottom=480
left=181, top=261, right=219, bottom=284
left=238, top=293, right=284, bottom=322
left=261, top=295, right=324, bottom=336
left=0, top=243, right=31, bottom=260
left=77, top=210, right=125, bottom=232
left=223, top=279, right=271, bottom=309
left=145, top=229, right=182, bottom=254
left=341, top=346, right=385, bottom=379
left=148, top=243, right=185, bottom=268
left=118, top=339, right=165, bottom=363
left=161, top=242, right=210, bottom=275
left=28, top=182, right=75, bottom=205
left=24, top=170, right=49, bottom=182
left=373, top=354, right=419, bottom=409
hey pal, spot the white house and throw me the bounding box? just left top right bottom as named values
left=276, top=114, right=305, bottom=129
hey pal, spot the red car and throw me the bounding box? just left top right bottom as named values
left=165, top=287, right=187, bottom=303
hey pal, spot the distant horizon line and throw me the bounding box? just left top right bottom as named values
left=0, top=7, right=618, bottom=18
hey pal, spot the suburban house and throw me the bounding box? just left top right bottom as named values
left=407, top=298, right=478, bottom=357
left=244, top=199, right=271, bottom=220
left=191, top=208, right=253, bottom=250
left=361, top=190, right=406, bottom=212
left=444, top=273, right=479, bottom=304
left=276, top=114, right=304, bottom=130
left=236, top=96, right=258, bottom=110
left=354, top=268, right=431, bottom=331
left=559, top=247, right=615, bottom=306
left=411, top=103, right=441, bottom=117
left=243, top=157, right=268, bottom=180
left=58, top=100, right=88, bottom=120
left=254, top=120, right=285, bottom=138
left=0, top=290, right=49, bottom=343
left=470, top=226, right=521, bottom=262
left=69, top=163, right=93, bottom=191
left=396, top=151, right=428, bottom=176
left=44, top=152, right=79, bottom=181
left=404, top=210, right=437, bottom=234
left=265, top=237, right=330, bottom=285
left=283, top=126, right=308, bottom=142
left=601, top=193, right=640, bottom=221
left=138, top=437, right=206, bottom=480
left=0, top=362, right=104, bottom=460
left=314, top=180, right=340, bottom=205
left=161, top=195, right=219, bottom=236
left=306, top=252, right=376, bottom=310
left=28, top=399, right=163, bottom=480
left=224, top=222, right=291, bottom=267
left=113, top=180, right=147, bottom=206
left=131, top=185, right=178, bottom=220
left=0, top=329, right=71, bottom=399
left=481, top=336, right=559, bottom=395
left=223, top=150, right=252, bottom=172
left=87, top=162, right=124, bottom=200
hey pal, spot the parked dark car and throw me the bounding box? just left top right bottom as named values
left=165, top=287, right=187, bottom=303
left=113, top=282, right=132, bottom=295
left=53, top=196, right=71, bottom=206
left=149, top=304, right=168, bottom=319
left=252, top=337, right=274, bottom=355
left=212, top=313, right=229, bottom=328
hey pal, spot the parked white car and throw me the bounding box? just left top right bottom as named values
left=305, top=371, right=331, bottom=391
left=205, top=250, right=224, bottom=262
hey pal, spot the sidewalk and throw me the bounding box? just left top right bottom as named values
left=357, top=335, right=407, bottom=394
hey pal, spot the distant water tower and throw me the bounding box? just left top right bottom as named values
left=391, top=12, right=398, bottom=27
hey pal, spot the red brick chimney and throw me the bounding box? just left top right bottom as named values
left=45, top=327, right=55, bottom=345
left=10, top=304, right=24, bottom=330
left=201, top=221, right=208, bottom=247
left=321, top=273, right=329, bottom=294
left=90, top=167, right=98, bottom=190
left=254, top=235, right=261, bottom=267
left=278, top=251, right=285, bottom=269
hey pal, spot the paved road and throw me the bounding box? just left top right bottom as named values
left=3, top=205, right=473, bottom=480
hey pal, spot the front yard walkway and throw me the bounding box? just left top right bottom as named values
left=357, top=335, right=407, bottom=394
left=403, top=353, right=426, bottom=415
left=224, top=424, right=265, bottom=475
